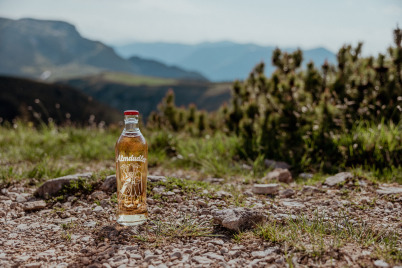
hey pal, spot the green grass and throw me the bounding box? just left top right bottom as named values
left=257, top=211, right=402, bottom=263
left=0, top=121, right=400, bottom=187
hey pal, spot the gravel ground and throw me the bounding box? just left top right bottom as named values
left=0, top=172, right=401, bottom=268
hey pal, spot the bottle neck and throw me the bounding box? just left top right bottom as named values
left=123, top=115, right=140, bottom=133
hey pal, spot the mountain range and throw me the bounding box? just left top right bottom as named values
left=114, top=42, right=337, bottom=81
left=0, top=17, right=206, bottom=81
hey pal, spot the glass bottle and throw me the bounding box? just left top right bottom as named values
left=115, top=110, right=148, bottom=225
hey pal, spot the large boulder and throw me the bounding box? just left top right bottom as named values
left=35, top=173, right=92, bottom=198
left=99, top=175, right=117, bottom=193
left=212, top=207, right=265, bottom=231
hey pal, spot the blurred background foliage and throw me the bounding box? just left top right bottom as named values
left=147, top=27, right=402, bottom=175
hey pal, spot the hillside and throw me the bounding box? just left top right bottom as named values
left=114, top=41, right=337, bottom=81
left=128, top=56, right=207, bottom=81
left=0, top=17, right=206, bottom=81
left=0, top=75, right=121, bottom=125
left=59, top=73, right=231, bottom=119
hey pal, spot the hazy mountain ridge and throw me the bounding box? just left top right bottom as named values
left=114, top=42, right=337, bottom=81
left=0, top=17, right=206, bottom=81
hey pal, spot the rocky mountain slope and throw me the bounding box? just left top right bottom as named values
left=0, top=18, right=206, bottom=81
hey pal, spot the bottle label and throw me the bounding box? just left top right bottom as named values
left=116, top=155, right=147, bottom=206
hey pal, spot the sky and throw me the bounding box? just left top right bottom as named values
left=0, top=0, right=401, bottom=55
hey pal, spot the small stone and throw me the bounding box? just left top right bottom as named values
left=212, top=207, right=265, bottom=231
left=23, top=200, right=47, bottom=211
left=35, top=172, right=92, bottom=198
left=376, top=186, right=402, bottom=195
left=162, top=191, right=174, bottom=196
left=192, top=256, right=212, bottom=264
left=170, top=251, right=182, bottom=259
left=197, top=200, right=208, bottom=207
left=25, top=263, right=41, bottom=268
left=216, top=191, right=232, bottom=198
left=153, top=187, right=165, bottom=194
left=17, top=223, right=29, bottom=231
left=15, top=194, right=27, bottom=203
left=148, top=175, right=167, bottom=182
left=175, top=196, right=183, bottom=203
left=324, top=172, right=353, bottom=186
left=264, top=168, right=293, bottom=183
left=220, top=248, right=229, bottom=254
left=252, top=184, right=279, bottom=195
left=130, top=254, right=142, bottom=260
left=374, top=259, right=389, bottom=267
left=93, top=206, right=103, bottom=213
left=91, top=191, right=108, bottom=200
left=282, top=201, right=305, bottom=208
left=279, top=188, right=295, bottom=198
left=203, top=252, right=224, bottom=261
left=81, top=236, right=91, bottom=242
left=251, top=248, right=276, bottom=258
left=243, top=191, right=253, bottom=197
left=153, top=207, right=163, bottom=214
left=144, top=255, right=157, bottom=262
left=302, top=185, right=319, bottom=195
left=147, top=198, right=156, bottom=205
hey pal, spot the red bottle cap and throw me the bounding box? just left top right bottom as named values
left=124, top=110, right=139, bottom=115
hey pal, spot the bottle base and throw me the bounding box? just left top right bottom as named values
left=117, top=214, right=147, bottom=226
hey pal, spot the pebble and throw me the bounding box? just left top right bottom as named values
left=23, top=200, right=47, bottom=211
left=93, top=206, right=103, bottom=213
left=252, top=184, right=279, bottom=195
left=192, top=256, right=212, bottom=264
left=374, top=259, right=389, bottom=267
left=324, top=172, right=353, bottom=186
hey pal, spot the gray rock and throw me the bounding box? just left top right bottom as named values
left=129, top=254, right=142, bottom=260
left=203, top=252, right=224, bottom=261
left=84, top=221, right=97, bottom=228
left=374, top=259, right=389, bottom=267
left=162, top=191, right=175, bottom=196
left=15, top=194, right=27, bottom=203
left=279, top=188, right=295, bottom=198
left=25, top=263, right=41, bottom=268
left=197, top=200, right=208, bottom=207
left=252, top=184, right=279, bottom=195
left=264, top=159, right=291, bottom=169
left=144, top=255, right=157, bottom=262
left=282, top=201, right=305, bottom=208
left=23, top=200, right=47, bottom=211
left=243, top=190, right=253, bottom=197
left=324, top=172, right=353, bottom=186
left=90, top=191, right=108, bottom=200
left=148, top=175, right=167, bottom=182
left=212, top=207, right=265, bottom=231
left=35, top=172, right=92, bottom=198
left=264, top=168, right=293, bottom=183
left=376, top=186, right=402, bottom=195
left=216, top=191, right=232, bottom=198
left=302, top=185, right=320, bottom=195
left=100, top=175, right=117, bottom=193
left=170, top=251, right=182, bottom=259
left=192, top=256, right=212, bottom=264
left=93, top=206, right=103, bottom=213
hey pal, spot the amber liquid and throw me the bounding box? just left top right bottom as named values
left=115, top=132, right=148, bottom=225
